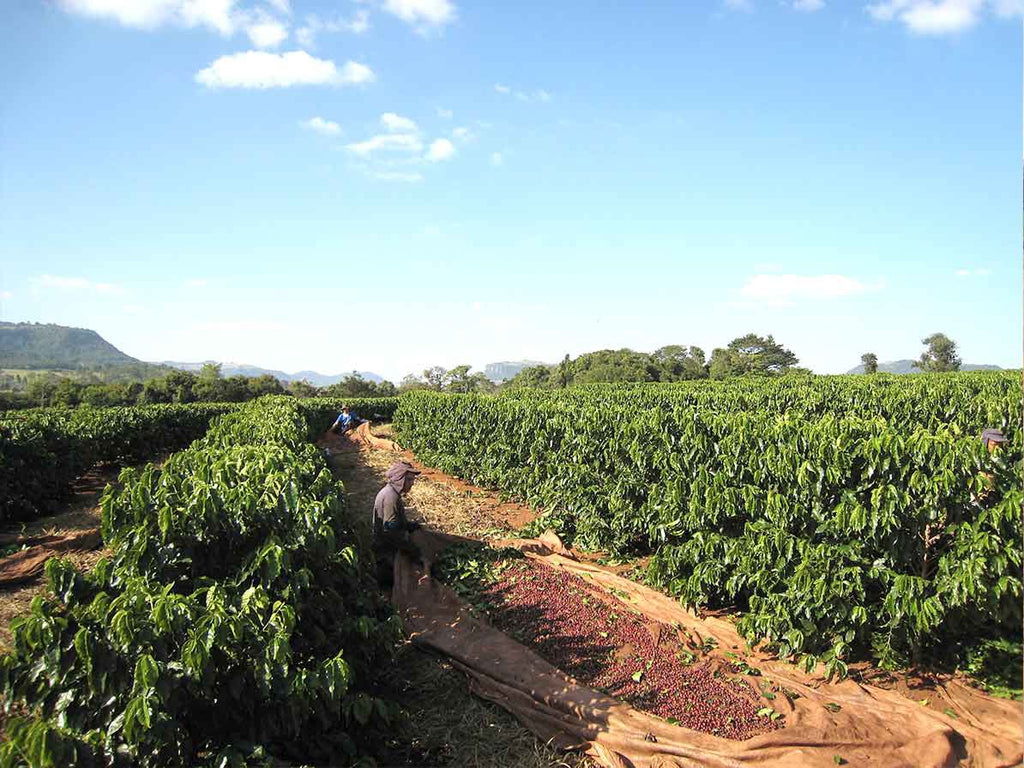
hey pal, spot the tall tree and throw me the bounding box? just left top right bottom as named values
left=709, top=334, right=798, bottom=378
left=570, top=349, right=660, bottom=384
left=163, top=370, right=198, bottom=403
left=26, top=374, right=60, bottom=407
left=246, top=374, right=284, bottom=399
left=914, top=333, right=961, bottom=372
left=860, top=353, right=879, bottom=374
left=398, top=374, right=427, bottom=393
left=505, top=365, right=553, bottom=389
left=422, top=367, right=447, bottom=391
left=445, top=365, right=475, bottom=394
left=194, top=363, right=226, bottom=401
left=652, top=345, right=708, bottom=380
left=557, top=354, right=572, bottom=389
left=287, top=379, right=318, bottom=398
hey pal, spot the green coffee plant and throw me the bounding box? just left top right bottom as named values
left=394, top=375, right=1022, bottom=675
left=0, top=397, right=400, bottom=767
left=0, top=403, right=236, bottom=522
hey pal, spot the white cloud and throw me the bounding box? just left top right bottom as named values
left=301, top=116, right=342, bottom=135
left=740, top=274, right=879, bottom=305
left=371, top=171, right=425, bottom=182
left=347, top=8, right=371, bottom=33
left=724, top=0, right=753, bottom=10
left=451, top=126, right=474, bottom=142
left=348, top=113, right=460, bottom=176
left=437, top=107, right=453, bottom=119
left=295, top=25, right=315, bottom=47
left=296, top=9, right=369, bottom=47
left=490, top=151, right=504, bottom=167
left=184, top=278, right=208, bottom=288
left=33, top=274, right=123, bottom=295
left=381, top=112, right=419, bottom=132
left=0, top=291, right=13, bottom=300
left=123, top=304, right=141, bottom=313
left=267, top=0, right=291, bottom=14
left=955, top=267, right=991, bottom=277
left=494, top=84, right=552, bottom=103
left=246, top=15, right=288, bottom=48
left=865, top=0, right=998, bottom=34
left=346, top=133, right=424, bottom=156
left=425, top=138, right=455, bottom=162
left=793, top=0, right=825, bottom=9
left=382, top=0, right=455, bottom=29
left=59, top=0, right=239, bottom=34
left=195, top=51, right=374, bottom=89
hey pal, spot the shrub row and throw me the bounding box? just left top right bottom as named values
left=0, top=397, right=399, bottom=767
left=499, top=371, right=1021, bottom=438
left=394, top=381, right=1022, bottom=674
left=0, top=404, right=237, bottom=523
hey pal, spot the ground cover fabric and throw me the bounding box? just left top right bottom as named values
left=393, top=529, right=1023, bottom=768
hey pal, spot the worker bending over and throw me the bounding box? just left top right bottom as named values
left=372, top=461, right=422, bottom=587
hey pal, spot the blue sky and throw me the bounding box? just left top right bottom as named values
left=1, top=0, right=1021, bottom=381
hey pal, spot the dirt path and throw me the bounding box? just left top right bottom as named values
left=0, top=466, right=117, bottom=652
left=321, top=429, right=593, bottom=768
left=321, top=426, right=537, bottom=538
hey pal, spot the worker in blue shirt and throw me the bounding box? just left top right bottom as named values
left=330, top=405, right=364, bottom=434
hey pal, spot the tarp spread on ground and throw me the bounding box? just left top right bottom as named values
left=0, top=529, right=102, bottom=586
left=320, top=422, right=401, bottom=454
left=393, top=530, right=1023, bottom=768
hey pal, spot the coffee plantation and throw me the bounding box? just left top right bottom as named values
left=394, top=372, right=1022, bottom=677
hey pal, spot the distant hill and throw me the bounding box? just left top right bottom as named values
left=846, top=359, right=1003, bottom=374
left=160, top=361, right=384, bottom=387
left=484, top=360, right=547, bottom=383
left=0, top=321, right=166, bottom=376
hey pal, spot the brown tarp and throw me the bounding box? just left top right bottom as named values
left=0, top=529, right=102, bottom=586
left=320, top=422, right=401, bottom=454
left=394, top=530, right=1024, bottom=768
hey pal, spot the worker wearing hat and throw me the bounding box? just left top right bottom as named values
left=330, top=404, right=364, bottom=434
left=977, top=428, right=1008, bottom=501
left=981, top=428, right=1008, bottom=452
left=372, top=460, right=423, bottom=587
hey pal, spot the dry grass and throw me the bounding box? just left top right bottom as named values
left=372, top=642, right=592, bottom=768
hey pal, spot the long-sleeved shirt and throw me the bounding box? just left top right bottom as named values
left=373, top=483, right=407, bottom=536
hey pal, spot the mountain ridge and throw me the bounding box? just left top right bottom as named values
left=158, top=361, right=384, bottom=387
left=846, top=359, right=1002, bottom=374
left=0, top=321, right=167, bottom=376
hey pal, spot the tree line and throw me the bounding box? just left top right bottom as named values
left=2, top=364, right=398, bottom=410
left=1, top=332, right=968, bottom=409
left=860, top=333, right=962, bottom=374
left=502, top=333, right=803, bottom=390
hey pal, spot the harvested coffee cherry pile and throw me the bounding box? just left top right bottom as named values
left=443, top=549, right=780, bottom=741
